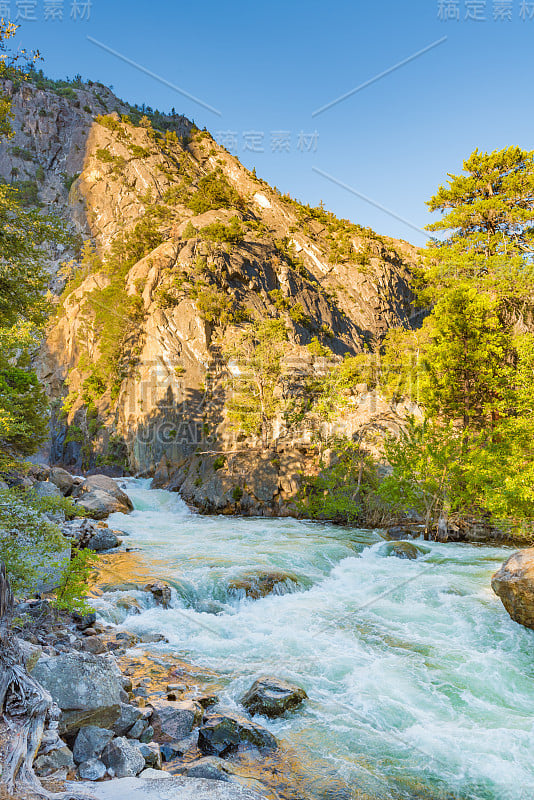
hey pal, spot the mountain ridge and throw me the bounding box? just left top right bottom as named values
left=0, top=74, right=423, bottom=516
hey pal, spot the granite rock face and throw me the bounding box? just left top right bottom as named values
left=4, top=76, right=422, bottom=515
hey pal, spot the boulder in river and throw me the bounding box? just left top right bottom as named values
left=383, top=525, right=420, bottom=540
left=31, top=651, right=124, bottom=734
left=240, top=676, right=307, bottom=718
left=377, top=541, right=426, bottom=560
left=228, top=570, right=301, bottom=599
left=198, top=710, right=278, bottom=756
left=73, top=474, right=133, bottom=519
left=150, top=698, right=202, bottom=741
left=491, top=548, right=534, bottom=629
left=144, top=581, right=172, bottom=608
left=88, top=528, right=122, bottom=552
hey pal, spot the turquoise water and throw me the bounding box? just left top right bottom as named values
left=97, top=479, right=534, bottom=800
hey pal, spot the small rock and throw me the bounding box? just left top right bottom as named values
left=34, top=745, right=75, bottom=777
left=139, top=768, right=172, bottom=779
left=112, top=703, right=143, bottom=736
left=72, top=611, right=97, bottom=631
left=384, top=526, right=420, bottom=540
left=195, top=692, right=219, bottom=709
left=127, top=719, right=147, bottom=739
left=139, top=725, right=154, bottom=743
left=178, top=756, right=232, bottom=782
left=101, top=736, right=145, bottom=778
left=73, top=725, right=114, bottom=764
left=82, top=635, right=107, bottom=655
left=160, top=743, right=182, bottom=763
left=78, top=757, right=107, bottom=780
left=137, top=742, right=162, bottom=769
left=139, top=632, right=167, bottom=643
left=88, top=529, right=121, bottom=552
left=241, top=676, right=307, bottom=718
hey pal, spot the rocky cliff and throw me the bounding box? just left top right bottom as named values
left=0, top=75, right=423, bottom=515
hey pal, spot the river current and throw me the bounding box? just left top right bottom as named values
left=93, top=479, right=534, bottom=800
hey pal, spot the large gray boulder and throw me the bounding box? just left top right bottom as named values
left=49, top=466, right=75, bottom=495
left=240, top=676, right=307, bottom=718
left=31, top=652, right=124, bottom=734
left=492, top=548, right=534, bottom=629
left=70, top=775, right=269, bottom=799
left=74, top=475, right=133, bottom=519
left=198, top=711, right=277, bottom=756
left=101, top=736, right=145, bottom=778
left=73, top=725, right=114, bottom=764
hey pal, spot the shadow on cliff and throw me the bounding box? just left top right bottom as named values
left=126, top=382, right=225, bottom=475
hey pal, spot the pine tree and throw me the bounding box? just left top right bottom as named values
left=423, top=146, right=534, bottom=306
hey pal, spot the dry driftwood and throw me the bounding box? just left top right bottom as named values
left=0, top=561, right=94, bottom=800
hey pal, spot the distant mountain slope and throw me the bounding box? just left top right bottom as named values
left=0, top=75, right=423, bottom=514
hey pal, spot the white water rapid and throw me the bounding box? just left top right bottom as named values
left=93, top=479, right=534, bottom=800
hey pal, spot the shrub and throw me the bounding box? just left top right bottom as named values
left=0, top=486, right=68, bottom=595
left=95, top=148, right=114, bottom=163
left=96, top=114, right=121, bottom=131
left=187, top=169, right=243, bottom=214
left=182, top=220, right=197, bottom=239
left=199, top=216, right=243, bottom=244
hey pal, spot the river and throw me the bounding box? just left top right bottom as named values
left=93, top=478, right=534, bottom=800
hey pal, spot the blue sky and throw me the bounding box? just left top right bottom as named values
left=14, top=0, right=534, bottom=246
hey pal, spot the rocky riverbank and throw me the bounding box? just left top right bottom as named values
left=9, top=585, right=316, bottom=800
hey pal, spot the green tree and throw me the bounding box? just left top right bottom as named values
left=379, top=417, right=468, bottom=538
left=423, top=146, right=534, bottom=304
left=418, top=284, right=513, bottom=431
left=0, top=25, right=66, bottom=465
left=225, top=319, right=288, bottom=448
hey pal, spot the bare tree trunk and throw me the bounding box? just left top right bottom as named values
left=0, top=562, right=93, bottom=800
